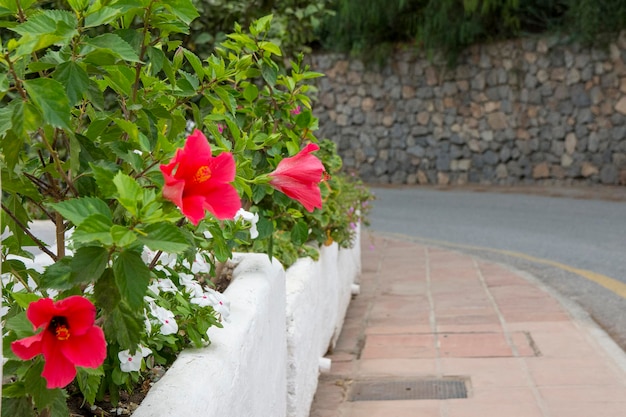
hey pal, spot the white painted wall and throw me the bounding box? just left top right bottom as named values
left=133, top=253, right=287, bottom=417
left=285, top=225, right=361, bottom=417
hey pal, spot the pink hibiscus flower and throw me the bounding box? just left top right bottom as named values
left=268, top=143, right=324, bottom=212
left=11, top=296, right=107, bottom=389
left=160, top=129, right=241, bottom=224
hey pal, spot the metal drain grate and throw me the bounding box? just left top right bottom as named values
left=349, top=377, right=469, bottom=401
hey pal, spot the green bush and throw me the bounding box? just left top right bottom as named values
left=187, top=0, right=334, bottom=58
left=318, top=0, right=626, bottom=66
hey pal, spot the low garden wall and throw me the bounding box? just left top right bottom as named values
left=311, top=31, right=626, bottom=186
left=133, top=228, right=361, bottom=417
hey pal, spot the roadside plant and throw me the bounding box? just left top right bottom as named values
left=0, top=0, right=372, bottom=415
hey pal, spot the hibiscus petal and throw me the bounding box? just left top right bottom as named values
left=61, top=326, right=107, bottom=368
left=206, top=152, right=236, bottom=183
left=26, top=298, right=55, bottom=330
left=162, top=176, right=186, bottom=209
left=271, top=177, right=322, bottom=212
left=11, top=333, right=44, bottom=360
left=55, top=296, right=96, bottom=336
left=181, top=195, right=209, bottom=225
left=41, top=333, right=77, bottom=388
left=202, top=183, right=241, bottom=219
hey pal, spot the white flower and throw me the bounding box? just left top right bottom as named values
left=203, top=230, right=213, bottom=239
left=190, top=292, right=213, bottom=307
left=151, top=305, right=178, bottom=335
left=205, top=288, right=231, bottom=322
left=118, top=346, right=152, bottom=372
left=191, top=253, right=211, bottom=274
left=179, top=273, right=204, bottom=297
left=147, top=281, right=160, bottom=296
left=235, top=208, right=260, bottom=239
left=156, top=278, right=178, bottom=293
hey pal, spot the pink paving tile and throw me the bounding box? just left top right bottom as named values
left=526, top=357, right=624, bottom=386
left=441, top=358, right=529, bottom=388
left=445, top=400, right=544, bottom=417
left=438, top=332, right=514, bottom=357
left=361, top=334, right=437, bottom=359
left=525, top=328, right=598, bottom=358
left=546, top=403, right=626, bottom=417
left=357, top=358, right=439, bottom=376
left=365, top=325, right=433, bottom=334
left=510, top=331, right=538, bottom=357
left=347, top=400, right=440, bottom=417
left=466, top=386, right=538, bottom=403
left=436, top=323, right=504, bottom=333
left=539, top=385, right=626, bottom=406
left=435, top=314, right=501, bottom=326
left=500, top=310, right=570, bottom=323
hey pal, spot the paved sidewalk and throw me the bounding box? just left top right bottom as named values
left=309, top=234, right=626, bottom=417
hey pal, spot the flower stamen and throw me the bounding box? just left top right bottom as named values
left=194, top=166, right=212, bottom=183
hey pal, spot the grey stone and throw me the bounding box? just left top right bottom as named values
left=600, top=164, right=618, bottom=184
left=483, top=150, right=499, bottom=165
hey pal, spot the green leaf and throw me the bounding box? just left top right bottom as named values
left=258, top=41, right=282, bottom=56
left=111, top=225, right=138, bottom=247
left=39, top=257, right=73, bottom=290
left=47, top=389, right=70, bottom=417
left=72, top=214, right=114, bottom=246
left=5, top=312, right=35, bottom=338
left=1, top=397, right=36, bottom=417
left=67, top=0, right=89, bottom=12
left=113, top=172, right=142, bottom=216
left=0, top=104, right=13, bottom=138
left=94, top=268, right=120, bottom=312
left=76, top=367, right=103, bottom=406
left=49, top=197, right=112, bottom=227
left=23, top=78, right=70, bottom=129
left=24, top=360, right=65, bottom=411
left=295, top=110, right=312, bottom=129
left=113, top=250, right=150, bottom=310
left=10, top=292, right=41, bottom=310
left=90, top=162, right=119, bottom=198
left=137, top=222, right=189, bottom=253
left=261, top=62, right=278, bottom=86
left=53, top=61, right=90, bottom=106
left=104, top=302, right=142, bottom=349
left=290, top=220, right=309, bottom=246
left=243, top=83, right=258, bottom=102
left=164, top=0, right=199, bottom=25
left=182, top=48, right=204, bottom=81
left=70, top=246, right=109, bottom=285
left=84, top=33, right=140, bottom=62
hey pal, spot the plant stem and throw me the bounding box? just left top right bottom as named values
left=0, top=203, right=58, bottom=261
left=55, top=212, right=65, bottom=259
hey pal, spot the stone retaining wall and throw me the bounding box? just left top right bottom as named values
left=311, top=32, right=626, bottom=186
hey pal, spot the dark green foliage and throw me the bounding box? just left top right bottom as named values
left=187, top=0, right=334, bottom=58
left=318, top=0, right=626, bottom=66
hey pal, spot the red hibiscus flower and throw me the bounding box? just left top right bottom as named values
left=160, top=129, right=241, bottom=225
left=11, top=296, right=107, bottom=389
left=269, top=143, right=324, bottom=212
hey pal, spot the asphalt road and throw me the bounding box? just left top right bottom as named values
left=366, top=185, right=626, bottom=350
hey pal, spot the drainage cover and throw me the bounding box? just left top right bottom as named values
left=349, top=377, right=468, bottom=401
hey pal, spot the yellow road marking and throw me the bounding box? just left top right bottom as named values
left=385, top=233, right=626, bottom=300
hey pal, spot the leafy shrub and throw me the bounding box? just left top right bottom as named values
left=0, top=1, right=372, bottom=414
left=319, top=0, right=626, bottom=65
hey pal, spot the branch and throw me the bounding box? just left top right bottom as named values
left=1, top=203, right=58, bottom=261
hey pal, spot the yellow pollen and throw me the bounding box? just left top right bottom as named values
left=194, top=166, right=212, bottom=183
left=55, top=325, right=70, bottom=341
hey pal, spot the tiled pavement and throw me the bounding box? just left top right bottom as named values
left=309, top=234, right=626, bottom=417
